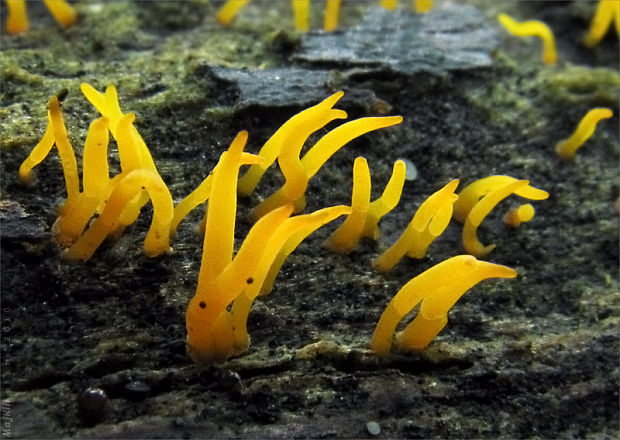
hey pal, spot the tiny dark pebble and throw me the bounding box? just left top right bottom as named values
left=217, top=370, right=241, bottom=388
left=78, top=387, right=110, bottom=419
left=124, top=380, right=150, bottom=401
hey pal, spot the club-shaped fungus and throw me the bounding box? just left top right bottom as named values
left=240, top=93, right=402, bottom=221
left=453, top=176, right=549, bottom=258
left=186, top=131, right=350, bottom=363
left=5, top=0, right=76, bottom=34
left=503, top=203, right=535, bottom=228
left=584, top=0, right=620, bottom=47
left=371, top=255, right=517, bottom=356
left=497, top=12, right=557, bottom=65
left=19, top=85, right=178, bottom=261
left=373, top=180, right=459, bottom=273
left=555, top=108, right=614, bottom=159
left=325, top=157, right=406, bottom=254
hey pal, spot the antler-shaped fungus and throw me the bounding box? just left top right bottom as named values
left=371, top=255, right=517, bottom=356
left=453, top=176, right=549, bottom=257
left=242, top=92, right=402, bottom=220
left=19, top=85, right=176, bottom=261
left=325, top=157, right=406, bottom=254
left=373, top=179, right=459, bottom=272
left=186, top=131, right=349, bottom=363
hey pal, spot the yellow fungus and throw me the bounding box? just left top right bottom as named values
left=251, top=114, right=403, bottom=221
left=43, top=0, right=77, bottom=27
left=497, top=13, right=557, bottom=65
left=380, top=0, right=398, bottom=11
left=453, top=175, right=549, bottom=224
left=371, top=255, right=517, bottom=356
left=292, top=0, right=310, bottom=32
left=5, top=0, right=76, bottom=34
left=413, top=0, right=433, bottom=13
left=380, top=0, right=433, bottom=13
left=584, top=0, right=620, bottom=47
left=64, top=169, right=174, bottom=262
left=324, top=0, right=341, bottom=32
left=503, top=203, right=535, bottom=228
left=19, top=85, right=182, bottom=260
left=185, top=130, right=349, bottom=363
left=555, top=108, right=614, bottom=159
left=5, top=0, right=28, bottom=34
left=238, top=92, right=347, bottom=197
left=216, top=0, right=250, bottom=26
left=373, top=179, right=459, bottom=273
left=454, top=177, right=549, bottom=257
left=326, top=158, right=406, bottom=254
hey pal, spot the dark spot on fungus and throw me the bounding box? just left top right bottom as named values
left=246, top=277, right=254, bottom=284
left=199, top=301, right=206, bottom=309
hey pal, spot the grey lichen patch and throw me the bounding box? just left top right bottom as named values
left=295, top=4, right=499, bottom=75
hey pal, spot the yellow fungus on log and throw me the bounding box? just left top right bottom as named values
left=503, top=203, right=535, bottom=228
left=373, top=179, right=459, bottom=273
left=380, top=0, right=398, bottom=11
left=454, top=176, right=549, bottom=257
left=555, top=108, right=614, bottom=159
left=324, top=0, right=341, bottom=32
left=413, top=0, right=433, bottom=13
left=43, top=0, right=77, bottom=27
left=326, top=158, right=406, bottom=254
left=497, top=13, right=557, bottom=65
left=292, top=0, right=310, bottom=32
left=216, top=0, right=250, bottom=26
left=371, top=255, right=517, bottom=356
left=238, top=92, right=347, bottom=197
left=251, top=113, right=403, bottom=221
left=5, top=0, right=28, bottom=34
left=5, top=0, right=76, bottom=34
left=453, top=175, right=549, bottom=224
left=19, top=85, right=182, bottom=260
left=584, top=0, right=620, bottom=47
left=185, top=131, right=349, bottom=363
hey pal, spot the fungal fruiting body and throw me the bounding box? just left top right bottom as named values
left=503, top=204, right=535, bottom=228
left=380, top=0, right=433, bottom=12
left=5, top=0, right=76, bottom=34
left=373, top=179, right=459, bottom=273
left=370, top=255, right=517, bottom=356
left=216, top=0, right=338, bottom=31
left=237, top=91, right=402, bottom=221
left=325, top=158, right=406, bottom=254
left=216, top=0, right=250, bottom=26
left=555, top=108, right=614, bottom=159
left=497, top=13, right=557, bottom=65
left=413, top=0, right=433, bottom=13
left=248, top=111, right=403, bottom=220
left=324, top=0, right=342, bottom=32
left=380, top=0, right=398, bottom=10
left=19, top=85, right=177, bottom=261
left=584, top=0, right=620, bottom=47
left=453, top=176, right=549, bottom=258
left=238, top=91, right=347, bottom=197
left=292, top=0, right=311, bottom=32
left=186, top=131, right=350, bottom=363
